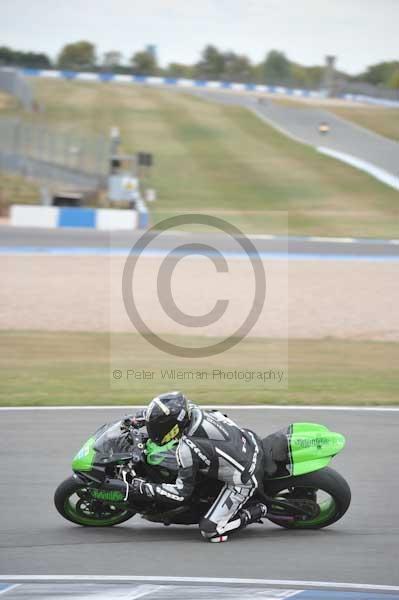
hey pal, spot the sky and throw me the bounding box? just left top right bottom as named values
left=1, top=0, right=398, bottom=74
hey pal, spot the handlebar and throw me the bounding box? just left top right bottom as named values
left=120, top=419, right=147, bottom=464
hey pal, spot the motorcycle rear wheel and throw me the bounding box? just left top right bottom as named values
left=264, top=467, right=351, bottom=529
left=54, top=476, right=136, bottom=527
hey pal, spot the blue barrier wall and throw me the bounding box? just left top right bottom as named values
left=21, top=68, right=399, bottom=107
left=22, top=68, right=323, bottom=100
left=58, top=207, right=96, bottom=228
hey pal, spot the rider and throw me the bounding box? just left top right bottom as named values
left=117, top=391, right=267, bottom=542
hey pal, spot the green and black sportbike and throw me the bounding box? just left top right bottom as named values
left=54, top=419, right=351, bottom=530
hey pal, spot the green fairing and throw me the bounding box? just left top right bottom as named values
left=289, top=422, right=345, bottom=476
left=72, top=437, right=96, bottom=472
left=146, top=439, right=177, bottom=465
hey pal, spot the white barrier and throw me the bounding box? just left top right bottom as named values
left=10, top=205, right=141, bottom=229
left=96, top=208, right=137, bottom=230
left=10, top=205, right=59, bottom=228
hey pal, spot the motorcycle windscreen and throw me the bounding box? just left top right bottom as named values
left=72, top=420, right=132, bottom=471
left=93, top=420, right=133, bottom=462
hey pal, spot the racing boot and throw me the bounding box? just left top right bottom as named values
left=238, top=502, right=268, bottom=527
left=201, top=503, right=268, bottom=542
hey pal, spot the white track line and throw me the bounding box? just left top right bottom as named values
left=308, top=236, right=355, bottom=243
left=129, top=587, right=165, bottom=600
left=0, top=585, right=20, bottom=596
left=318, top=146, right=399, bottom=191
left=1, top=404, right=398, bottom=412
left=0, top=576, right=398, bottom=594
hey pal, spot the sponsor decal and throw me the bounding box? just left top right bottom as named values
left=185, top=438, right=211, bottom=466
left=91, top=490, right=124, bottom=502
left=293, top=437, right=333, bottom=450
left=247, top=431, right=259, bottom=476
left=161, top=424, right=180, bottom=444
left=156, top=486, right=184, bottom=502
left=177, top=409, right=186, bottom=422
left=76, top=442, right=91, bottom=459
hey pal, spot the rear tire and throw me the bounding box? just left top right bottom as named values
left=54, top=476, right=136, bottom=527
left=264, top=467, right=351, bottom=529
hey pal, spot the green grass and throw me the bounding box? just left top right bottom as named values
left=1, top=79, right=398, bottom=237
left=0, top=92, right=40, bottom=212
left=327, top=106, right=399, bottom=142
left=1, top=331, right=398, bottom=406
left=0, top=171, right=40, bottom=215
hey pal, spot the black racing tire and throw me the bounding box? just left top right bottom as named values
left=264, top=467, right=351, bottom=529
left=54, top=476, right=136, bottom=527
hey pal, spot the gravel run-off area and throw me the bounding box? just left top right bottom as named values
left=1, top=255, right=398, bottom=340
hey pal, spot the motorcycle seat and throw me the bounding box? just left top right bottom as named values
left=262, top=429, right=290, bottom=477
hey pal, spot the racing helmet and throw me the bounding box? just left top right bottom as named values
left=146, top=391, right=190, bottom=445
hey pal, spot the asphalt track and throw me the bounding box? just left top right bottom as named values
left=190, top=90, right=399, bottom=179
left=1, top=225, right=399, bottom=259
left=0, top=407, right=398, bottom=586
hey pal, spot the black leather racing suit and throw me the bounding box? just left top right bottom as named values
left=138, top=404, right=265, bottom=538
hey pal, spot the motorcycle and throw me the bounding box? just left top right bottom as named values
left=54, top=416, right=351, bottom=531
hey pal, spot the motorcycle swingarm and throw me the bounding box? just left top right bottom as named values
left=259, top=492, right=316, bottom=518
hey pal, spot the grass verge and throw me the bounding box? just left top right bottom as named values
left=0, top=172, right=40, bottom=216
left=327, top=106, right=399, bottom=142
left=1, top=79, right=398, bottom=237
left=1, top=331, right=398, bottom=406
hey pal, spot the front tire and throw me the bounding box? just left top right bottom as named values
left=264, top=467, right=351, bottom=529
left=54, top=476, right=136, bottom=527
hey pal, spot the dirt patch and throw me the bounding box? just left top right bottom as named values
left=0, top=255, right=398, bottom=341
left=0, top=91, right=12, bottom=111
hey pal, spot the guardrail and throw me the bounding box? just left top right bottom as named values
left=0, top=116, right=109, bottom=189
left=0, top=67, right=34, bottom=110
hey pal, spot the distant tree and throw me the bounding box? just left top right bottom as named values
left=0, top=46, right=51, bottom=69
left=263, top=50, right=291, bottom=85
left=196, top=45, right=225, bottom=79
left=221, top=52, right=253, bottom=82
left=0, top=46, right=13, bottom=65
left=22, top=51, right=52, bottom=69
left=102, top=51, right=122, bottom=70
left=166, top=62, right=195, bottom=78
left=358, top=61, right=399, bottom=86
left=388, top=68, right=399, bottom=89
left=290, top=63, right=324, bottom=88
left=306, top=65, right=326, bottom=87
left=58, top=41, right=96, bottom=70
left=289, top=63, right=310, bottom=87
left=130, top=50, right=158, bottom=75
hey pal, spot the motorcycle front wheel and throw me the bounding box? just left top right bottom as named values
left=264, top=466, right=351, bottom=529
left=54, top=476, right=136, bottom=527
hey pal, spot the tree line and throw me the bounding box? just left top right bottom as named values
left=1, top=42, right=398, bottom=89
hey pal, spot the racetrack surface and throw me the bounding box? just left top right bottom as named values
left=190, top=90, right=399, bottom=178
left=1, top=225, right=399, bottom=259
left=0, top=407, right=397, bottom=585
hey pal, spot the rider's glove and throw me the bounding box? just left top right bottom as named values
left=131, top=477, right=155, bottom=499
